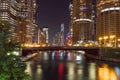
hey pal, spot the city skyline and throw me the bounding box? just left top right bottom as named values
left=0, top=0, right=120, bottom=47
left=37, top=0, right=71, bottom=42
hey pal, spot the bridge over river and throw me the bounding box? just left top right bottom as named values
left=22, top=46, right=100, bottom=55
left=23, top=47, right=120, bottom=80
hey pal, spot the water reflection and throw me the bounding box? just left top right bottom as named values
left=67, top=62, right=75, bottom=80
left=88, top=63, right=96, bottom=80
left=25, top=51, right=120, bottom=80
left=98, top=64, right=119, bottom=80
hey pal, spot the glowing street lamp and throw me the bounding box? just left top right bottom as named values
left=98, top=37, right=102, bottom=46
left=117, top=39, right=120, bottom=42
left=110, top=35, right=115, bottom=39
left=99, top=37, right=102, bottom=40
left=103, top=36, right=108, bottom=40
left=103, top=36, right=108, bottom=47
left=109, top=35, right=115, bottom=47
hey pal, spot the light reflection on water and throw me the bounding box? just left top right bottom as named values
left=25, top=51, right=120, bottom=80
left=98, top=64, right=119, bottom=80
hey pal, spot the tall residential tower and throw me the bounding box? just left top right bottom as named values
left=96, top=0, right=120, bottom=47
left=16, top=0, right=37, bottom=44
left=0, top=0, right=37, bottom=44
left=70, top=0, right=95, bottom=45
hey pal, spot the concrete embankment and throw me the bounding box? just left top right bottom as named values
left=85, top=47, right=120, bottom=62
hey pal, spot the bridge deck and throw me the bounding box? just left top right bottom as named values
left=22, top=46, right=100, bottom=51
left=22, top=46, right=100, bottom=56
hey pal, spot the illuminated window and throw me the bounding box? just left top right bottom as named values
left=0, top=2, right=8, bottom=9
left=10, top=7, right=17, bottom=16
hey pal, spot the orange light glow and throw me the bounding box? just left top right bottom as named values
left=98, top=64, right=118, bottom=80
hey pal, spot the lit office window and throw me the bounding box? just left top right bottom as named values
left=0, top=3, right=8, bottom=9
left=9, top=18, right=16, bottom=25
left=0, top=12, right=8, bottom=20
left=10, top=7, right=17, bottom=16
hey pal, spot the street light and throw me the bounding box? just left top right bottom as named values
left=103, top=36, right=108, bottom=47
left=103, top=36, right=108, bottom=39
left=98, top=37, right=102, bottom=46
left=110, top=35, right=115, bottom=39
left=117, top=38, right=120, bottom=47
left=117, top=39, right=120, bottom=42
left=109, top=35, right=115, bottom=47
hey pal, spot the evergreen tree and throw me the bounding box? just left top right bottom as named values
left=0, top=20, right=29, bottom=80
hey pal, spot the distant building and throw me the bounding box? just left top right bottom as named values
left=42, top=27, right=49, bottom=44
left=52, top=24, right=65, bottom=46
left=52, top=34, right=59, bottom=46
left=60, top=23, right=65, bottom=46
left=70, top=0, right=95, bottom=45
left=34, top=27, right=46, bottom=46
left=96, top=0, right=120, bottom=47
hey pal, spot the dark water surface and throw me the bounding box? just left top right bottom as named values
left=25, top=60, right=120, bottom=80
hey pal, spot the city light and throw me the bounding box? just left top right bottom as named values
left=74, top=18, right=93, bottom=22
left=103, top=36, right=108, bottom=40
left=101, top=7, right=120, bottom=13
left=110, top=35, right=115, bottom=39
left=99, top=37, right=102, bottom=40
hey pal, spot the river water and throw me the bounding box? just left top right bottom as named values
left=25, top=51, right=120, bottom=80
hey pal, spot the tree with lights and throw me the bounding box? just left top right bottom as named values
left=0, top=20, right=29, bottom=80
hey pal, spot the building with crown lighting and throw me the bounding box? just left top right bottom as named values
left=70, top=0, right=95, bottom=45
left=96, top=0, right=120, bottom=47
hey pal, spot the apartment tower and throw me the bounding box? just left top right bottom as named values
left=0, top=0, right=37, bottom=44
left=70, top=0, right=94, bottom=44
left=96, top=0, right=120, bottom=47
left=16, top=0, right=37, bottom=44
left=0, top=0, right=19, bottom=34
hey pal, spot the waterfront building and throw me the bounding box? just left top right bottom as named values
left=0, top=0, right=37, bottom=44
left=17, top=0, right=37, bottom=44
left=96, top=0, right=120, bottom=47
left=70, top=0, right=95, bottom=45
left=0, top=0, right=19, bottom=35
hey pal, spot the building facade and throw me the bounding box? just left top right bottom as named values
left=96, top=0, right=120, bottom=47
left=70, top=0, right=95, bottom=45
left=16, top=0, right=37, bottom=44
left=0, top=0, right=37, bottom=44
left=0, top=0, right=19, bottom=33
left=34, top=27, right=46, bottom=46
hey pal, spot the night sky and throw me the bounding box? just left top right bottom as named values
left=37, top=0, right=71, bottom=42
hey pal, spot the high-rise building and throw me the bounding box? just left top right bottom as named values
left=96, top=0, right=120, bottom=47
left=70, top=0, right=95, bottom=45
left=16, top=0, right=37, bottom=44
left=0, top=0, right=19, bottom=33
left=0, top=0, right=37, bottom=44
left=60, top=23, right=65, bottom=46
left=34, top=27, right=46, bottom=46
